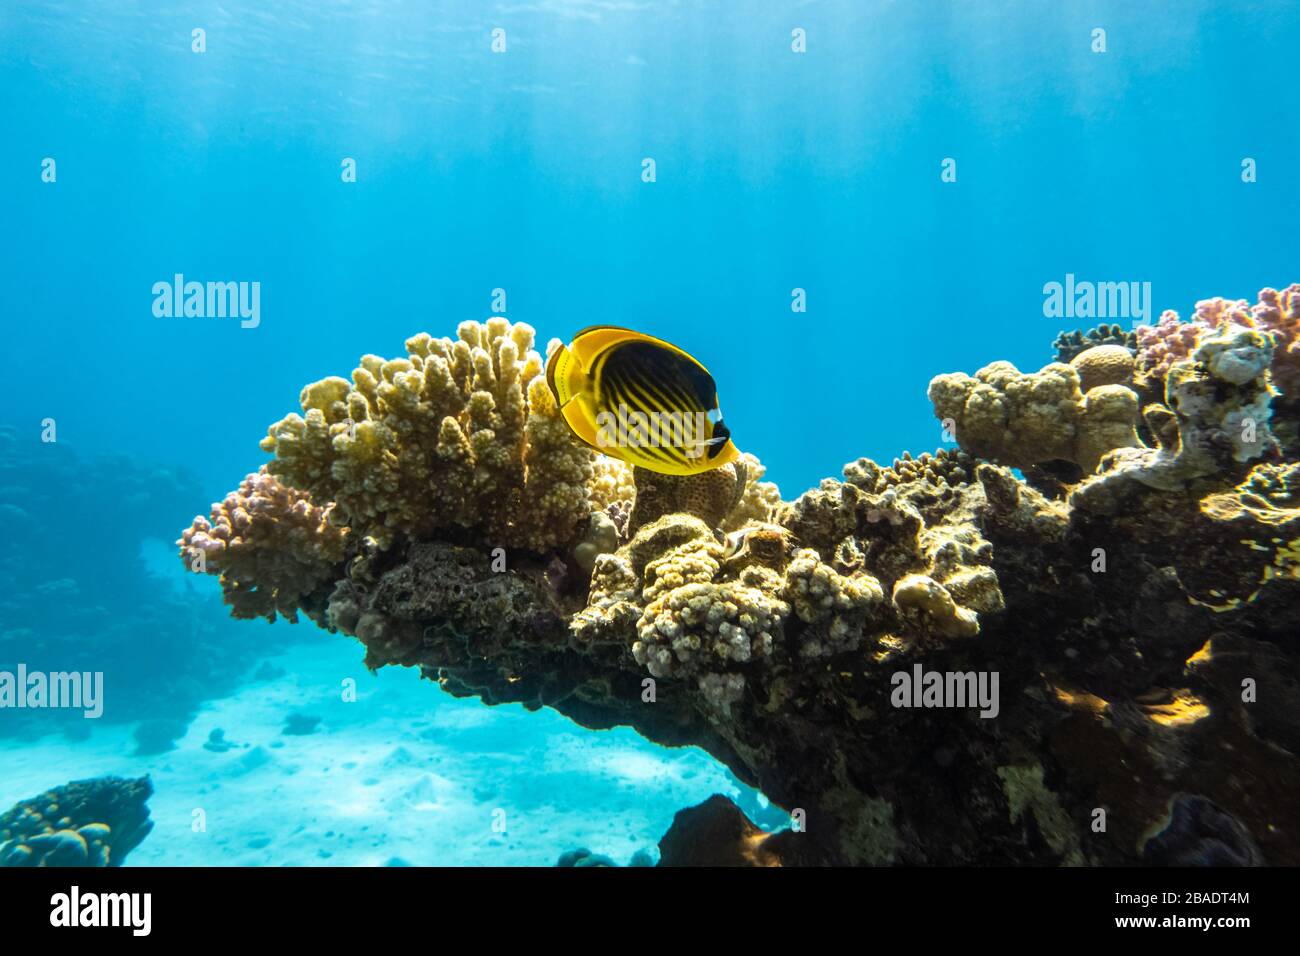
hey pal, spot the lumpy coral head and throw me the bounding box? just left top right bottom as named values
left=927, top=360, right=1140, bottom=473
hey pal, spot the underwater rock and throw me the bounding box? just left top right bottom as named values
left=203, top=728, right=236, bottom=752
left=555, top=847, right=618, bottom=867
left=656, top=795, right=800, bottom=866
left=282, top=713, right=322, bottom=736
left=183, top=296, right=1300, bottom=865
left=0, top=776, right=154, bottom=867
left=132, top=717, right=188, bottom=756
left=1141, top=794, right=1263, bottom=866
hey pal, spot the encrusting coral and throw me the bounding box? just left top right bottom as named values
left=182, top=291, right=1300, bottom=866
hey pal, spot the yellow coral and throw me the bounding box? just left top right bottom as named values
left=722, top=453, right=785, bottom=531
left=259, top=319, right=594, bottom=552
left=892, top=573, right=980, bottom=638
left=588, top=455, right=636, bottom=513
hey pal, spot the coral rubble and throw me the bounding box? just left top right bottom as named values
left=182, top=292, right=1300, bottom=865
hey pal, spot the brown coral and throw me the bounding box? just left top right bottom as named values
left=1070, top=344, right=1135, bottom=392
left=928, top=360, right=1141, bottom=473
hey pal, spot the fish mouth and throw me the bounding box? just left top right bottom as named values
left=706, top=420, right=732, bottom=459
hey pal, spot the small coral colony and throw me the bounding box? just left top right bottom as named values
left=177, top=285, right=1300, bottom=865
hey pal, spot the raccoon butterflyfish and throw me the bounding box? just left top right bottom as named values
left=545, top=325, right=741, bottom=476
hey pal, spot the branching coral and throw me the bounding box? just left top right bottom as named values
left=845, top=448, right=978, bottom=492
left=178, top=467, right=348, bottom=623
left=1136, top=309, right=1205, bottom=382
left=1137, top=286, right=1300, bottom=398
left=1052, top=323, right=1137, bottom=364
left=1252, top=284, right=1300, bottom=396
left=927, top=360, right=1141, bottom=473
left=258, top=319, right=593, bottom=551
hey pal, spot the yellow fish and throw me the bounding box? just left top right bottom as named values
left=546, top=325, right=741, bottom=475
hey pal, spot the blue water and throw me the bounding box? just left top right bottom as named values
left=1, top=1, right=1297, bottom=864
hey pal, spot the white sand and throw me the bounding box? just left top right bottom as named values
left=0, top=636, right=750, bottom=866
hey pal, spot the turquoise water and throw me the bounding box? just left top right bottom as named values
left=1, top=1, right=1297, bottom=864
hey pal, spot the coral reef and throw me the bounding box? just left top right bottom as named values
left=183, top=294, right=1300, bottom=865
left=0, top=428, right=309, bottom=739
left=1070, top=323, right=1278, bottom=513
left=1070, top=344, right=1135, bottom=392
left=0, top=776, right=154, bottom=867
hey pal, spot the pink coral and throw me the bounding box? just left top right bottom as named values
left=1136, top=286, right=1300, bottom=398
left=178, top=467, right=349, bottom=623
left=1135, top=310, right=1207, bottom=380
left=1252, top=284, right=1300, bottom=396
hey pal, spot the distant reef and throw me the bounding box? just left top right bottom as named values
left=181, top=289, right=1300, bottom=865
left=0, top=775, right=154, bottom=867
left=0, top=430, right=309, bottom=740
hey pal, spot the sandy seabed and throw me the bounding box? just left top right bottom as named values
left=0, top=636, right=752, bottom=866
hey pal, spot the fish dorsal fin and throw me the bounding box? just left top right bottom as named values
left=569, top=325, right=707, bottom=376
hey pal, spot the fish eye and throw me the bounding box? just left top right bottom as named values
left=707, top=408, right=722, bottom=424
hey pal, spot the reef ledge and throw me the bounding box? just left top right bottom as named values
left=179, top=293, right=1300, bottom=865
